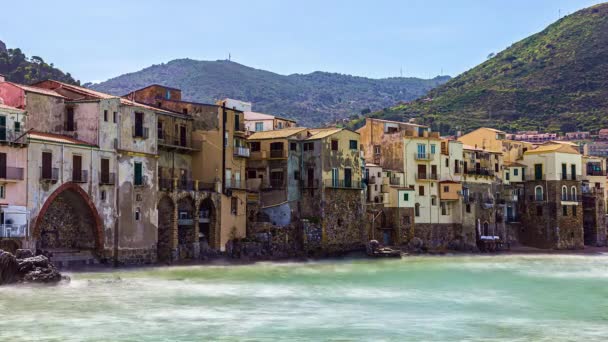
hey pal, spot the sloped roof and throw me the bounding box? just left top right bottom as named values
left=5, top=82, right=66, bottom=98
left=0, top=103, right=25, bottom=112
left=244, top=111, right=274, bottom=121
left=306, top=127, right=344, bottom=140
left=247, top=127, right=307, bottom=140
left=525, top=143, right=580, bottom=155
left=28, top=131, right=97, bottom=147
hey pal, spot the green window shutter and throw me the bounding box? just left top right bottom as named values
left=134, top=162, right=143, bottom=185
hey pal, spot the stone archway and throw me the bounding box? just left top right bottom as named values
left=177, top=195, right=196, bottom=259
left=34, top=183, right=103, bottom=253
left=157, top=195, right=175, bottom=262
left=199, top=197, right=218, bottom=249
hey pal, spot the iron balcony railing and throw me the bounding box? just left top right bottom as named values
left=558, top=173, right=582, bottom=181
left=99, top=172, right=116, bottom=185
left=465, top=168, right=494, bottom=177
left=270, top=149, right=287, bottom=159
left=389, top=177, right=403, bottom=186
left=415, top=173, right=438, bottom=181
left=157, top=134, right=202, bottom=150
left=0, top=166, right=24, bottom=180
left=71, top=170, right=88, bottom=183
left=198, top=182, right=215, bottom=191
left=40, top=167, right=59, bottom=182
left=586, top=169, right=606, bottom=176
left=582, top=187, right=604, bottom=195
left=561, top=195, right=581, bottom=202
left=414, top=152, right=435, bottom=160
left=0, top=224, right=27, bottom=238
left=226, top=179, right=243, bottom=189
left=233, top=146, right=250, bottom=157
left=0, top=128, right=26, bottom=144
left=234, top=122, right=246, bottom=132
left=132, top=126, right=149, bottom=139
left=324, top=179, right=364, bottom=189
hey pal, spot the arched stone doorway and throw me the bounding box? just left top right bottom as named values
left=199, top=197, right=217, bottom=249
left=177, top=196, right=195, bottom=259
left=157, top=196, right=175, bottom=262
left=34, top=183, right=103, bottom=253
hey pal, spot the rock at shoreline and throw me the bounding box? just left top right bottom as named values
left=15, top=249, right=34, bottom=259
left=0, top=249, right=65, bottom=285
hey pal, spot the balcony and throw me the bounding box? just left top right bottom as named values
left=561, top=195, right=581, bottom=204
left=414, top=152, right=435, bottom=161
left=198, top=182, right=215, bottom=192
left=132, top=126, right=149, bottom=139
left=367, top=176, right=377, bottom=185
left=233, top=146, right=250, bottom=158
left=226, top=179, right=244, bottom=190
left=416, top=173, right=438, bottom=181
left=324, top=179, right=364, bottom=189
left=40, top=167, right=59, bottom=182
left=63, top=121, right=78, bottom=132
left=0, top=224, right=27, bottom=238
left=260, top=189, right=288, bottom=207
left=0, top=128, right=27, bottom=145
left=389, top=177, right=403, bottom=186
left=558, top=173, right=581, bottom=181
left=234, top=122, right=246, bottom=133
left=270, top=149, right=287, bottom=159
left=157, top=134, right=202, bottom=151
left=99, top=172, right=116, bottom=185
left=177, top=179, right=195, bottom=191
left=465, top=168, right=494, bottom=177
left=586, top=170, right=606, bottom=176
left=0, top=167, right=24, bottom=181
left=71, top=170, right=88, bottom=183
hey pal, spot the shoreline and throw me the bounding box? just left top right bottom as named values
left=59, top=246, right=608, bottom=274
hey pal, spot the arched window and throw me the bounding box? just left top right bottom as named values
left=561, top=186, right=568, bottom=201
left=571, top=186, right=577, bottom=201
left=535, top=185, right=543, bottom=202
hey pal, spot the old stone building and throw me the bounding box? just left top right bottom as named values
left=125, top=85, right=247, bottom=252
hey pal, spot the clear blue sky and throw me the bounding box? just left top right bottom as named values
left=1, top=0, right=603, bottom=83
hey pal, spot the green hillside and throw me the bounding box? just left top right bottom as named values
left=0, top=40, right=79, bottom=85
left=361, top=3, right=608, bottom=134
left=90, top=59, right=449, bottom=127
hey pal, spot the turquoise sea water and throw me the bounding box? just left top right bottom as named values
left=1, top=254, right=608, bottom=341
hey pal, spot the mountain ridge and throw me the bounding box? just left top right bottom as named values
left=90, top=59, right=449, bottom=126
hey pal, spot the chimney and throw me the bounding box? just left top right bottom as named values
left=0, top=74, right=5, bottom=83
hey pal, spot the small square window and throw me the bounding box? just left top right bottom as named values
left=290, top=142, right=297, bottom=151
left=349, top=140, right=357, bottom=150
left=443, top=186, right=449, bottom=192
left=403, top=193, right=409, bottom=201
left=513, top=168, right=519, bottom=176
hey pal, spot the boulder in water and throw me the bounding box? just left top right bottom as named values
left=0, top=249, right=19, bottom=285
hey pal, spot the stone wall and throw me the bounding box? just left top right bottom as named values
left=519, top=180, right=584, bottom=249
left=583, top=193, right=607, bottom=246
left=322, top=188, right=366, bottom=253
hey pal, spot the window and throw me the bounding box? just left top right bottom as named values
left=374, top=145, right=381, bottom=155
left=572, top=206, right=577, bottom=217
left=403, top=193, right=409, bottom=201
left=349, top=140, right=357, bottom=150
left=277, top=122, right=283, bottom=129
left=536, top=205, right=543, bottom=216
left=331, top=140, right=338, bottom=151
left=331, top=168, right=338, bottom=187
left=441, top=202, right=447, bottom=215
left=14, top=121, right=20, bottom=133
left=563, top=205, right=568, bottom=216
left=101, top=190, right=106, bottom=201
left=135, top=208, right=141, bottom=221
left=0, top=184, right=5, bottom=199
left=104, top=110, right=108, bottom=122
left=113, top=111, right=117, bottom=123
left=513, top=168, right=519, bottom=176
left=443, top=185, right=449, bottom=192
left=65, top=108, right=75, bottom=131
left=571, top=186, right=577, bottom=201
left=294, top=170, right=300, bottom=180
left=431, top=197, right=437, bottom=206
left=505, top=172, right=510, bottom=181
left=535, top=185, right=543, bottom=201
left=182, top=108, right=188, bottom=115
left=415, top=204, right=420, bottom=217
left=419, top=186, right=425, bottom=196
left=134, top=162, right=143, bottom=186
left=571, top=165, right=576, bottom=180
left=495, top=163, right=499, bottom=173
left=304, top=142, right=314, bottom=151
left=562, top=186, right=568, bottom=201
left=255, top=122, right=264, bottom=132
left=234, top=113, right=240, bottom=131
left=101, top=158, right=110, bottom=184
left=165, top=90, right=171, bottom=100
left=290, top=142, right=297, bottom=151
left=231, top=197, right=238, bottom=215
left=466, top=204, right=471, bottom=213
left=42, top=151, right=53, bottom=180
left=445, top=158, right=449, bottom=167
left=250, top=142, right=261, bottom=152
left=134, top=112, right=144, bottom=138
left=430, top=144, right=436, bottom=154
left=534, top=164, right=543, bottom=180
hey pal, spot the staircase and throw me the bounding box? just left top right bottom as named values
left=44, top=249, right=98, bottom=269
